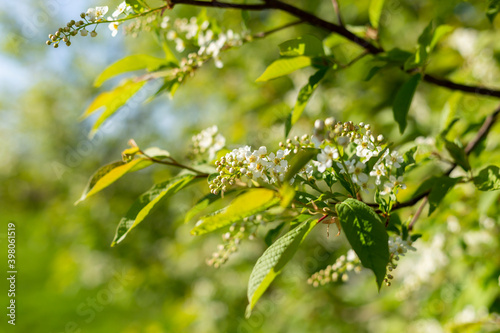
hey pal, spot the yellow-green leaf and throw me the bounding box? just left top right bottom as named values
left=75, top=158, right=152, bottom=204
left=290, top=68, right=328, bottom=127
left=191, top=188, right=279, bottom=235
left=94, top=54, right=171, bottom=87
left=246, top=217, right=315, bottom=316
left=256, top=56, right=312, bottom=82
left=112, top=174, right=200, bottom=246
left=369, top=0, right=385, bottom=29
left=279, top=35, right=325, bottom=57
left=81, top=79, right=147, bottom=135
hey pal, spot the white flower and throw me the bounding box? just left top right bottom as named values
left=388, top=235, right=416, bottom=257
left=349, top=161, right=369, bottom=185
left=369, top=163, right=386, bottom=185
left=175, top=38, right=185, bottom=52
left=386, top=151, right=404, bottom=168
left=96, top=6, right=108, bottom=19
left=358, top=179, right=375, bottom=194
left=161, top=17, right=170, bottom=29
left=80, top=28, right=89, bottom=37
left=214, top=57, right=224, bottom=69
left=354, top=135, right=375, bottom=159
left=166, top=30, right=177, bottom=40
left=86, top=6, right=108, bottom=22
left=86, top=8, right=97, bottom=22
left=316, top=146, right=339, bottom=173
left=192, top=126, right=226, bottom=160
left=108, top=21, right=120, bottom=37
left=112, top=2, right=132, bottom=18
left=382, top=175, right=406, bottom=194
left=346, top=249, right=357, bottom=262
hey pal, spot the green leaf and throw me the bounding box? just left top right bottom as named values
left=111, top=174, right=200, bottom=246
left=474, top=165, right=500, bottom=191
left=284, top=112, right=292, bottom=138
left=366, top=145, right=390, bottom=172
left=396, top=146, right=417, bottom=177
left=279, top=35, right=325, bottom=57
left=94, top=54, right=171, bottom=87
left=336, top=199, right=389, bottom=289
left=256, top=56, right=313, bottom=82
left=427, top=176, right=460, bottom=216
left=142, top=147, right=170, bottom=160
left=331, top=162, right=356, bottom=197
left=184, top=193, right=221, bottom=223
left=403, top=22, right=451, bottom=72
left=81, top=79, right=147, bottom=135
left=392, top=73, right=421, bottom=134
left=364, top=65, right=384, bottom=81
left=126, top=0, right=149, bottom=12
left=377, top=48, right=413, bottom=64
left=152, top=78, right=181, bottom=100
left=430, top=25, right=454, bottom=50
left=403, top=21, right=434, bottom=71
left=285, top=148, right=320, bottom=183
left=279, top=184, right=296, bottom=208
left=76, top=158, right=153, bottom=205
left=191, top=189, right=279, bottom=235
left=264, top=222, right=285, bottom=246
left=246, top=217, right=315, bottom=316
left=369, top=0, right=386, bottom=29
left=487, top=0, right=500, bottom=23
left=290, top=68, right=329, bottom=126
left=444, top=140, right=470, bottom=171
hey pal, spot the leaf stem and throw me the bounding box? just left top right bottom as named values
left=141, top=151, right=209, bottom=176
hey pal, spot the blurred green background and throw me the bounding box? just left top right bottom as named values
left=1, top=0, right=500, bottom=332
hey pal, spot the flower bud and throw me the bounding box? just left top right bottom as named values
left=325, top=117, right=335, bottom=127
left=314, top=119, right=325, bottom=131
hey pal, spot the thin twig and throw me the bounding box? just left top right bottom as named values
left=168, top=0, right=500, bottom=98
left=392, top=103, right=500, bottom=231
left=142, top=153, right=209, bottom=176
left=408, top=196, right=428, bottom=231
left=331, top=0, right=344, bottom=26
left=253, top=20, right=304, bottom=38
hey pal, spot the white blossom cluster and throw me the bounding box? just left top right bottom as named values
left=307, top=249, right=362, bottom=287
left=191, top=126, right=226, bottom=161
left=308, top=118, right=407, bottom=198
left=207, top=219, right=258, bottom=268
left=384, top=235, right=417, bottom=286
left=209, top=146, right=291, bottom=195
left=208, top=118, right=410, bottom=199
left=161, top=16, right=246, bottom=69
left=395, top=234, right=448, bottom=299
left=106, top=2, right=134, bottom=37
left=46, top=3, right=134, bottom=48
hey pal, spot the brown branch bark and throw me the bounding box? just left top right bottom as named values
left=397, top=103, right=500, bottom=225
left=169, top=0, right=500, bottom=98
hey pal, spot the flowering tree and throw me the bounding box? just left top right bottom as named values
left=49, top=0, right=500, bottom=323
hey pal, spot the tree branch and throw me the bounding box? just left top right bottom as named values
left=169, top=0, right=500, bottom=98
left=252, top=20, right=305, bottom=39
left=394, top=103, right=500, bottom=218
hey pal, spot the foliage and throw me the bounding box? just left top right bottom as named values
left=4, top=0, right=500, bottom=331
